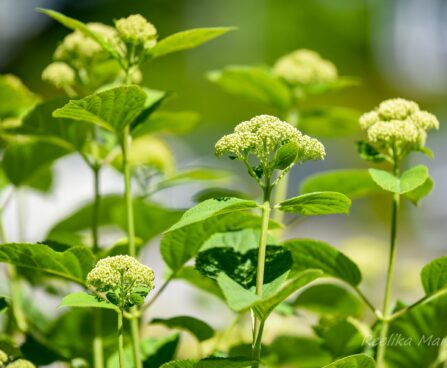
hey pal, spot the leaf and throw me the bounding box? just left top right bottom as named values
left=293, top=283, right=364, bottom=318
left=207, top=65, right=292, bottom=111
left=53, top=85, right=147, bottom=133
left=130, top=89, right=171, bottom=131
left=216, top=273, right=260, bottom=311
left=37, top=8, right=120, bottom=59
left=357, top=141, right=386, bottom=163
left=156, top=168, right=232, bottom=192
left=2, top=140, right=69, bottom=188
left=0, top=296, right=9, bottom=313
left=151, top=316, right=214, bottom=342
left=0, top=243, right=94, bottom=285
left=160, top=361, right=198, bottom=368
left=369, top=165, right=429, bottom=194
left=201, top=228, right=269, bottom=253
left=421, top=256, right=447, bottom=295
left=132, top=111, right=200, bottom=137
left=166, top=197, right=258, bottom=232
left=285, top=239, right=362, bottom=286
left=273, top=141, right=298, bottom=170
left=159, top=358, right=256, bottom=368
left=277, top=192, right=351, bottom=215
left=174, top=267, right=224, bottom=300
left=404, top=176, right=434, bottom=205
left=150, top=27, right=235, bottom=59
left=299, top=107, right=361, bottom=137
left=300, top=170, right=381, bottom=200
left=193, top=188, right=249, bottom=203
left=322, top=354, right=375, bottom=368
left=60, top=292, right=119, bottom=311
left=303, top=76, right=361, bottom=96
left=195, top=246, right=293, bottom=289
left=0, top=74, right=39, bottom=119
left=161, top=212, right=277, bottom=273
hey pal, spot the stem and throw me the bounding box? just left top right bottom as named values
left=376, top=188, right=400, bottom=367
left=93, top=313, right=104, bottom=368
left=252, top=188, right=271, bottom=368
left=271, top=172, right=288, bottom=226
left=117, top=310, right=126, bottom=368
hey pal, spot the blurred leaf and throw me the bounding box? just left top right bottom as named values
left=37, top=9, right=120, bottom=59
left=151, top=315, right=214, bottom=342
left=156, top=168, right=232, bottom=192
left=175, top=267, right=224, bottom=300
left=150, top=28, right=235, bottom=59
left=193, top=188, right=248, bottom=203
left=166, top=197, right=258, bottom=232
left=277, top=192, right=351, bottom=215
left=0, top=243, right=94, bottom=285
left=0, top=74, right=39, bottom=119
left=159, top=358, right=256, bottom=368
left=207, top=65, right=292, bottom=111
left=285, top=239, right=361, bottom=286
left=356, top=141, right=386, bottom=163
left=421, top=256, right=447, bottom=295
left=404, top=176, right=434, bottom=206
left=20, top=334, right=67, bottom=365
left=133, top=111, right=200, bottom=137
left=293, top=283, right=364, bottom=318
left=0, top=296, right=9, bottom=313
left=369, top=165, right=428, bottom=194
left=303, top=77, right=360, bottom=96
left=130, top=89, right=171, bottom=131
left=299, top=107, right=360, bottom=137
left=300, top=170, right=381, bottom=200
left=60, top=292, right=119, bottom=311
left=322, top=354, right=375, bottom=368
left=196, top=246, right=292, bottom=288
left=53, top=86, right=147, bottom=133
left=160, top=361, right=198, bottom=368
left=2, top=140, right=68, bottom=188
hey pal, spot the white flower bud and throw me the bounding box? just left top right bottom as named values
left=115, top=14, right=157, bottom=50
left=42, top=62, right=75, bottom=88
left=6, top=360, right=36, bottom=368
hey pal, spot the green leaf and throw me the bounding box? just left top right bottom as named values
left=369, top=165, right=429, bottom=194
left=303, top=76, right=361, bottom=96
left=193, top=188, right=249, bottom=203
left=160, top=361, right=198, bottom=368
left=175, top=267, right=224, bottom=300
left=357, top=141, right=386, bottom=163
left=285, top=239, right=362, bottom=286
left=207, top=65, right=292, bottom=111
left=299, top=107, right=361, bottom=137
left=161, top=212, right=275, bottom=273
left=156, top=168, right=232, bottom=192
left=2, top=140, right=68, bottom=188
left=273, top=141, right=298, bottom=170
left=132, top=111, right=200, bottom=137
left=0, top=296, right=9, bottom=313
left=166, top=197, right=258, bottom=232
left=60, top=292, right=119, bottom=311
left=322, top=354, right=375, bottom=368
left=404, top=176, right=434, bottom=205
left=37, top=9, right=120, bottom=59
left=0, top=243, right=94, bottom=285
left=0, top=74, right=39, bottom=119
left=421, top=256, right=447, bottom=295
left=195, top=246, right=293, bottom=289
left=216, top=272, right=260, bottom=311
left=201, top=228, right=269, bottom=253
left=53, top=86, right=147, bottom=133
left=159, top=358, right=256, bottom=368
left=293, top=283, right=364, bottom=318
left=150, top=27, right=235, bottom=59
left=151, top=316, right=214, bottom=342
left=300, top=170, right=381, bottom=200
left=277, top=192, right=351, bottom=215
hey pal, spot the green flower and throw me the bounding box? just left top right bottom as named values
left=115, top=14, right=157, bottom=50
left=273, top=49, right=338, bottom=86
left=42, top=62, right=75, bottom=88
left=0, top=350, right=8, bottom=366
left=87, top=255, right=155, bottom=310
left=6, top=360, right=35, bottom=368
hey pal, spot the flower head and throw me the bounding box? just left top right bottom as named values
left=42, top=62, right=75, bottom=88
left=87, top=255, right=154, bottom=309
left=273, top=49, right=338, bottom=86
left=0, top=350, right=8, bottom=365
left=115, top=14, right=157, bottom=50
left=6, top=360, right=36, bottom=368
left=359, top=98, right=439, bottom=150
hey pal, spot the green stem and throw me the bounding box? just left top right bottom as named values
left=252, top=188, right=271, bottom=368
left=376, top=190, right=400, bottom=367
left=271, top=172, right=288, bottom=226
left=117, top=310, right=126, bottom=368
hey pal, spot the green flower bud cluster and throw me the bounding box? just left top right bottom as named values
left=360, top=98, right=439, bottom=158
left=0, top=350, right=8, bottom=367
left=41, top=62, right=76, bottom=88
left=273, top=49, right=338, bottom=86
left=115, top=14, right=157, bottom=50
left=216, top=115, right=325, bottom=186
left=87, top=255, right=155, bottom=310
left=4, top=359, right=36, bottom=368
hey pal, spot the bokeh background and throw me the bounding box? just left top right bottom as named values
left=1, top=0, right=446, bottom=347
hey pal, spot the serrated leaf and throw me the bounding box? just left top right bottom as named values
left=404, top=176, right=434, bottom=205
left=132, top=110, right=200, bottom=137
left=421, top=256, right=447, bottom=296
left=151, top=316, right=214, bottom=342
left=285, top=239, right=362, bottom=286
left=0, top=243, right=94, bottom=285
left=277, top=191, right=351, bottom=215
left=299, top=107, right=360, bottom=137
left=150, top=27, right=235, bottom=59
left=369, top=165, right=429, bottom=194
left=60, top=292, right=119, bottom=311
left=357, top=141, right=385, bottom=163
left=166, top=197, right=258, bottom=232
left=300, top=170, right=381, bottom=200
left=160, top=360, right=198, bottom=368
left=53, top=85, right=147, bottom=133
left=207, top=65, right=292, bottom=111
left=322, top=354, right=375, bottom=368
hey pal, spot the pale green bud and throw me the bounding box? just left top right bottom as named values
left=377, top=98, right=419, bottom=120
left=42, top=62, right=75, bottom=88
left=115, top=14, right=157, bottom=50
left=6, top=360, right=35, bottom=368
left=0, top=350, right=8, bottom=366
